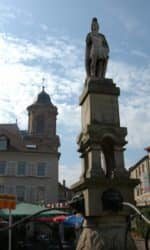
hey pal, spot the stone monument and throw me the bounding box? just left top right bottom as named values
left=71, top=18, right=139, bottom=250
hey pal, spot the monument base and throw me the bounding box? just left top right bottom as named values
left=77, top=216, right=137, bottom=250
left=72, top=177, right=139, bottom=217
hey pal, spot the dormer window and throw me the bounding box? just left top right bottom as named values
left=0, top=136, right=8, bottom=151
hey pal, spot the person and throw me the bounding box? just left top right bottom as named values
left=85, top=17, right=109, bottom=79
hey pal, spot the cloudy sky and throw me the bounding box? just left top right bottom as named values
left=0, top=0, right=150, bottom=186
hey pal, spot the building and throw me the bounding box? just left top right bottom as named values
left=129, top=147, right=150, bottom=207
left=0, top=87, right=60, bottom=203
left=58, top=180, right=74, bottom=202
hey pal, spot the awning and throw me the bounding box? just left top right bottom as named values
left=0, top=202, right=68, bottom=218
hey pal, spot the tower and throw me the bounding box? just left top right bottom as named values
left=27, top=86, right=57, bottom=138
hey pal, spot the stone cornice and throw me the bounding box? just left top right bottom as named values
left=79, top=78, right=120, bottom=105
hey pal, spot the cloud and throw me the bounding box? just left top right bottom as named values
left=108, top=60, right=150, bottom=93
left=58, top=103, right=81, bottom=132
left=131, top=49, right=149, bottom=59
left=0, top=4, right=33, bottom=26
left=59, top=163, right=81, bottom=187
left=0, top=29, right=150, bottom=185
left=40, top=24, right=49, bottom=32
left=108, top=60, right=150, bottom=150
left=0, top=32, right=83, bottom=129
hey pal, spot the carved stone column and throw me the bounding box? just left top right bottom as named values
left=86, top=145, right=104, bottom=178
left=114, top=146, right=129, bottom=177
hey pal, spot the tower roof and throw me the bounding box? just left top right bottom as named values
left=35, top=86, right=51, bottom=104
left=27, top=86, right=57, bottom=112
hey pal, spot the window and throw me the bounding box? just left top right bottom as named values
left=37, top=163, right=46, bottom=177
left=16, top=186, right=25, bottom=201
left=37, top=186, right=45, bottom=201
left=26, top=144, right=37, bottom=149
left=0, top=136, right=8, bottom=150
left=0, top=161, right=6, bottom=175
left=17, top=162, right=26, bottom=176
left=139, top=167, right=141, bottom=176
left=135, top=169, right=138, bottom=178
left=142, top=164, right=145, bottom=173
left=36, top=115, right=45, bottom=134
left=0, top=185, right=4, bottom=193
left=7, top=161, right=16, bottom=176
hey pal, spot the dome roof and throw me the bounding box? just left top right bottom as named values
left=36, top=87, right=51, bottom=104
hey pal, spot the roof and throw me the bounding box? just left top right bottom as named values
left=0, top=123, right=60, bottom=153
left=129, top=155, right=149, bottom=172
left=58, top=182, right=71, bottom=191
left=27, top=87, right=55, bottom=110
left=36, top=87, right=52, bottom=105
left=0, top=123, right=24, bottom=151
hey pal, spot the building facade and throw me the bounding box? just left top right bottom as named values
left=0, top=87, right=60, bottom=203
left=58, top=180, right=74, bottom=203
left=129, top=147, right=150, bottom=206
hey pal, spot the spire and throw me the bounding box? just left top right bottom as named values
left=42, top=77, right=46, bottom=92
left=34, top=78, right=52, bottom=105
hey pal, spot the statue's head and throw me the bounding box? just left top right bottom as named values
left=91, top=17, right=99, bottom=33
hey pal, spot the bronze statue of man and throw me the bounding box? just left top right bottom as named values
left=85, top=18, right=109, bottom=79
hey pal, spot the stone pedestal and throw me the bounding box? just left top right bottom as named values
left=78, top=78, right=129, bottom=179
left=77, top=216, right=137, bottom=250
left=72, top=177, right=138, bottom=217
left=72, top=78, right=139, bottom=250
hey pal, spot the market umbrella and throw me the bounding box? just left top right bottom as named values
left=63, top=214, right=84, bottom=227
left=0, top=202, right=68, bottom=218
left=52, top=215, right=67, bottom=222
left=33, top=217, right=53, bottom=222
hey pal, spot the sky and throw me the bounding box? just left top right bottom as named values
left=0, top=0, right=150, bottom=186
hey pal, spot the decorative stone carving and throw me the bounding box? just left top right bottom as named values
left=85, top=18, right=109, bottom=79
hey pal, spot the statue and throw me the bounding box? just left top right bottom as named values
left=85, top=17, right=109, bottom=79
